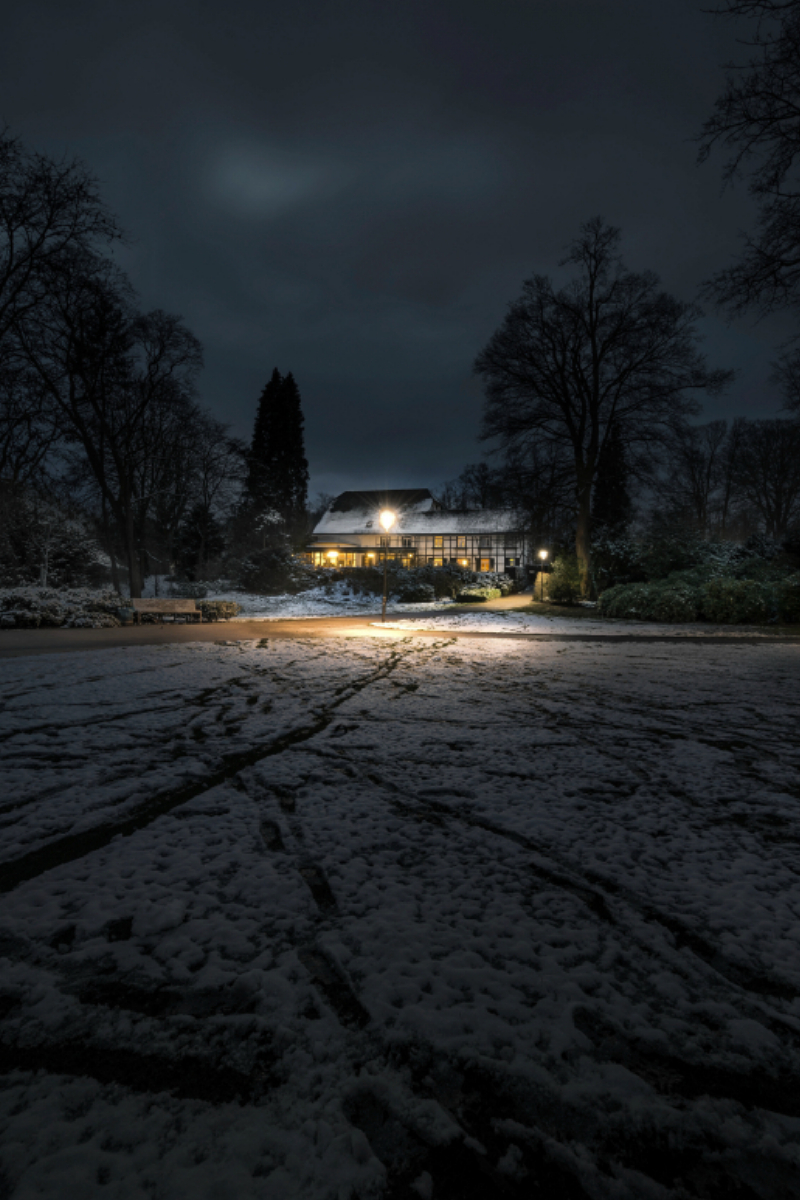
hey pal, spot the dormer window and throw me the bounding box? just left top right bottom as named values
left=365, top=520, right=373, bottom=528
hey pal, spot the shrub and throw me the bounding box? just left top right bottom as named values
left=455, top=586, right=501, bottom=603
left=700, top=579, right=771, bottom=624
left=198, top=600, right=242, bottom=621
left=776, top=576, right=800, bottom=623
left=546, top=555, right=582, bottom=604
left=591, top=534, right=647, bottom=591
left=598, top=580, right=702, bottom=622
left=396, top=582, right=435, bottom=604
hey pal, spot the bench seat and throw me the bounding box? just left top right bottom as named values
left=131, top=599, right=200, bottom=623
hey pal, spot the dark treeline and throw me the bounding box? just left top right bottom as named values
left=442, top=1, right=800, bottom=597
left=441, top=219, right=800, bottom=582
left=0, top=129, right=310, bottom=597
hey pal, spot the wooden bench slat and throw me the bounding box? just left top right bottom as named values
left=131, top=599, right=198, bottom=613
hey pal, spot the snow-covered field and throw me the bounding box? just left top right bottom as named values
left=1, top=634, right=799, bottom=1199
left=143, top=577, right=456, bottom=620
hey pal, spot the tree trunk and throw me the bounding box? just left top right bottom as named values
left=575, top=475, right=593, bottom=598
left=101, top=498, right=122, bottom=595
left=123, top=503, right=142, bottom=598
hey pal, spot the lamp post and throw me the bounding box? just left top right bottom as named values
left=379, top=509, right=396, bottom=622
left=538, top=549, right=548, bottom=602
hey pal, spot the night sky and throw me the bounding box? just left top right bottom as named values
left=1, top=0, right=792, bottom=499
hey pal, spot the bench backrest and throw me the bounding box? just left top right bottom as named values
left=131, top=598, right=198, bottom=613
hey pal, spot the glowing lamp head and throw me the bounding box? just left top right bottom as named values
left=379, top=509, right=396, bottom=531
left=538, top=549, right=548, bottom=561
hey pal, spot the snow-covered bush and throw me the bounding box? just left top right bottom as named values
left=395, top=582, right=435, bottom=604
left=598, top=570, right=800, bottom=624
left=456, top=586, right=502, bottom=603
left=700, top=578, right=771, bottom=624
left=546, top=554, right=582, bottom=604
left=0, top=587, right=123, bottom=629
left=590, top=534, right=646, bottom=592
left=197, top=600, right=241, bottom=621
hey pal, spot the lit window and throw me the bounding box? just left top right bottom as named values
left=434, top=536, right=443, bottom=548
left=433, top=557, right=443, bottom=567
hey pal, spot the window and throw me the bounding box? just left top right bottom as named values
left=433, top=557, right=443, bottom=568
left=456, top=537, right=466, bottom=549
left=479, top=534, right=492, bottom=548
left=479, top=557, right=493, bottom=572
left=380, top=536, right=390, bottom=546
left=504, top=534, right=518, bottom=548
left=433, top=536, right=443, bottom=548
left=402, top=536, right=414, bottom=547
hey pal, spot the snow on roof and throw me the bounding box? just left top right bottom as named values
left=313, top=504, right=523, bottom=537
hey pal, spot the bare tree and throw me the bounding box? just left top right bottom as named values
left=661, top=420, right=731, bottom=536
left=0, top=362, right=59, bottom=486
left=0, top=129, right=119, bottom=352
left=699, top=1, right=800, bottom=314
left=475, top=219, right=731, bottom=594
left=17, top=253, right=202, bottom=596
left=733, top=417, right=800, bottom=535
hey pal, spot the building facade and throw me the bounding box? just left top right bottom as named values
left=309, top=489, right=529, bottom=575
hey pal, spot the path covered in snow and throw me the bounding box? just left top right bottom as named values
left=1, top=635, right=799, bottom=1198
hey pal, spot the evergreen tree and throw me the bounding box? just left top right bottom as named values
left=592, top=422, right=632, bottom=535
left=244, top=369, right=309, bottom=522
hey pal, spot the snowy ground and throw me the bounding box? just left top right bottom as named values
left=380, top=610, right=779, bottom=637
left=1, top=634, right=800, bottom=1199
left=142, top=577, right=456, bottom=621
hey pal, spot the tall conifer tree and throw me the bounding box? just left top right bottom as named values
left=245, top=368, right=309, bottom=521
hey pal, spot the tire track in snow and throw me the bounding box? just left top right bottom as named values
left=364, top=769, right=800, bottom=1013
left=0, top=642, right=434, bottom=895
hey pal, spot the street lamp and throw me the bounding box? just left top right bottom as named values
left=379, top=509, right=396, bottom=622
left=538, top=549, right=548, bottom=602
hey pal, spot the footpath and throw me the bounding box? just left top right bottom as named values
left=0, top=590, right=797, bottom=658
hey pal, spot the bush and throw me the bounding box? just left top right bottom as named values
left=455, top=586, right=502, bottom=603
left=0, top=586, right=123, bottom=629
left=700, top=578, right=771, bottom=624
left=546, top=555, right=582, bottom=604
left=598, top=580, right=702, bottom=622
left=197, top=600, right=242, bottom=621
left=776, top=576, right=800, bottom=623
left=591, top=535, right=647, bottom=592
left=396, top=582, right=435, bottom=604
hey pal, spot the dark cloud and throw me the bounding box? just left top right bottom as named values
left=0, top=0, right=789, bottom=496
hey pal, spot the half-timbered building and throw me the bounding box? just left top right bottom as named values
left=309, top=489, right=529, bottom=575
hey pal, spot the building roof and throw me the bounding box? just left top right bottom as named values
left=313, top=492, right=523, bottom=537
left=327, top=489, right=439, bottom=515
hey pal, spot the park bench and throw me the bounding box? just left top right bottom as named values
left=131, top=598, right=201, bottom=624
